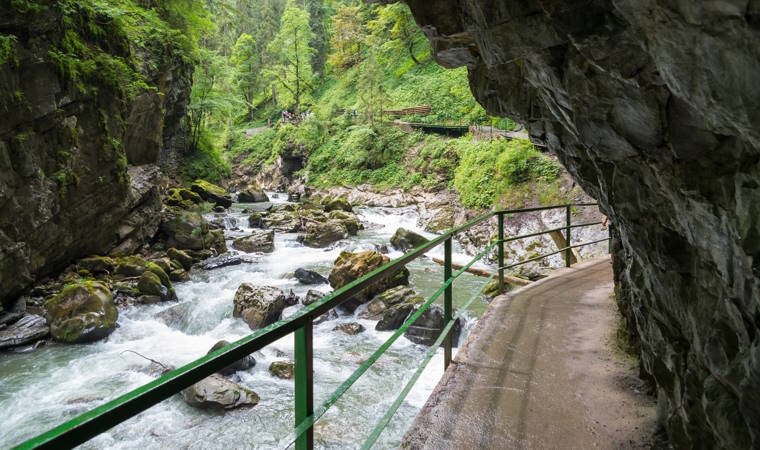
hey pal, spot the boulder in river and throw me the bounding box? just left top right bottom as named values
left=363, top=286, right=423, bottom=331
left=137, top=270, right=176, bottom=302
left=263, top=211, right=301, bottom=233
left=328, top=250, right=409, bottom=312
left=232, top=230, right=275, bottom=253
left=45, top=281, right=118, bottom=343
left=302, top=289, right=324, bottom=306
left=233, top=284, right=289, bottom=330
left=238, top=184, right=269, bottom=203
left=299, top=220, right=348, bottom=248
left=294, top=268, right=328, bottom=285
left=190, top=179, right=232, bottom=208
left=207, top=340, right=256, bottom=376
left=201, top=254, right=249, bottom=271
left=390, top=227, right=429, bottom=251
left=181, top=374, right=259, bottom=410
left=269, top=360, right=295, bottom=379
left=167, top=248, right=194, bottom=270
left=333, top=322, right=365, bottom=335
left=404, top=304, right=462, bottom=347
left=327, top=210, right=363, bottom=235
left=323, top=196, right=352, bottom=213
left=158, top=208, right=227, bottom=253
left=0, top=314, right=49, bottom=349
left=248, top=212, right=265, bottom=228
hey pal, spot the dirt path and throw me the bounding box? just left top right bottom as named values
left=402, top=258, right=657, bottom=449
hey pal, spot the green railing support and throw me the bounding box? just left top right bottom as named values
left=294, top=320, right=314, bottom=450
left=565, top=205, right=572, bottom=267
left=443, top=237, right=453, bottom=369
left=498, top=212, right=504, bottom=294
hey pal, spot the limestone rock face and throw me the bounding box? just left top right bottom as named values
left=45, top=281, right=118, bottom=343
left=0, top=3, right=193, bottom=307
left=402, top=0, right=760, bottom=446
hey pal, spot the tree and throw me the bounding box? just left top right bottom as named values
left=328, top=4, right=363, bottom=70
left=267, top=1, right=315, bottom=115
left=187, top=48, right=228, bottom=152
left=230, top=33, right=261, bottom=118
left=307, top=0, right=327, bottom=78
left=357, top=49, right=385, bottom=126
left=369, top=3, right=421, bottom=64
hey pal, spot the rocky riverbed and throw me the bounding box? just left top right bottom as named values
left=0, top=182, right=607, bottom=449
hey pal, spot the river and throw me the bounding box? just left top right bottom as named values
left=0, top=194, right=494, bottom=449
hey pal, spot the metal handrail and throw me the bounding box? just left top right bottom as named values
left=15, top=203, right=607, bottom=450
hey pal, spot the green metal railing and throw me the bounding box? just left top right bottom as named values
left=15, top=203, right=607, bottom=450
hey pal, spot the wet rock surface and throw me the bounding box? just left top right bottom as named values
left=207, top=340, right=256, bottom=376
left=333, top=322, right=365, bottom=335
left=45, top=281, right=118, bottom=343
left=269, top=360, right=295, bottom=379
left=294, top=268, right=328, bottom=285
left=390, top=227, right=429, bottom=251
left=231, top=230, right=275, bottom=253
left=404, top=304, right=461, bottom=347
left=403, top=0, right=760, bottom=445
left=0, top=314, right=49, bottom=350
left=328, top=250, right=410, bottom=312
left=181, top=374, right=259, bottom=410
left=232, top=284, right=289, bottom=330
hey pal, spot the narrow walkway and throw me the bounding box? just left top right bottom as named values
left=403, top=258, right=656, bottom=449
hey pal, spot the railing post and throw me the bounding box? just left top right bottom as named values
left=443, top=237, right=453, bottom=369
left=498, top=212, right=504, bottom=294
left=565, top=205, right=572, bottom=267
left=294, top=319, right=314, bottom=450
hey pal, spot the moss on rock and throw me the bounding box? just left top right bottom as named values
left=45, top=281, right=118, bottom=343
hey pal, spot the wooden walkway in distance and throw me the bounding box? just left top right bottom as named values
left=402, top=258, right=656, bottom=450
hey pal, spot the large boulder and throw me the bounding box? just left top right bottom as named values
left=45, top=281, right=118, bottom=343
left=262, top=211, right=301, bottom=233
left=323, top=196, right=352, bottom=213
left=158, top=208, right=227, bottom=253
left=181, top=374, right=259, bottom=410
left=361, top=286, right=423, bottom=331
left=328, top=251, right=409, bottom=312
left=299, top=220, right=348, bottom=248
left=165, top=188, right=202, bottom=209
left=207, top=340, right=256, bottom=376
left=404, top=305, right=461, bottom=347
left=167, top=248, right=194, bottom=270
left=390, top=228, right=429, bottom=251
left=294, top=268, right=328, bottom=285
left=238, top=184, right=269, bottom=203
left=269, top=360, right=295, bottom=379
left=109, top=256, right=177, bottom=302
left=0, top=314, right=49, bottom=349
left=232, top=230, right=275, bottom=253
left=328, top=210, right=363, bottom=235
left=190, top=180, right=232, bottom=208
left=233, top=284, right=289, bottom=330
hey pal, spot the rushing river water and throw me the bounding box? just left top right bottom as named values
left=0, top=194, right=494, bottom=449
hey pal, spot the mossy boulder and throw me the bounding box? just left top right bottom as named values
left=158, top=208, right=227, bottom=253
left=77, top=255, right=116, bottom=274
left=362, top=286, right=424, bottom=331
left=137, top=270, right=175, bottom=302
left=181, top=374, right=259, bottom=410
left=323, top=196, right=352, bottom=213
left=248, top=212, right=265, bottom=228
left=45, top=281, right=118, bottom=343
left=390, top=228, right=429, bottom=251
left=238, top=184, right=269, bottom=203
left=269, top=360, right=295, bottom=379
left=232, top=230, right=275, bottom=253
left=262, top=211, right=301, bottom=233
left=328, top=251, right=409, bottom=312
left=328, top=210, right=363, bottom=235
left=233, top=284, right=289, bottom=330
left=165, top=188, right=202, bottom=209
left=299, top=219, right=348, bottom=248
left=191, top=180, right=232, bottom=208
left=167, top=248, right=194, bottom=270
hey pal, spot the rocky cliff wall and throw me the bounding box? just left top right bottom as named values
left=0, top=0, right=193, bottom=307
left=400, top=0, right=760, bottom=447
